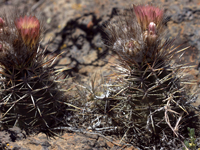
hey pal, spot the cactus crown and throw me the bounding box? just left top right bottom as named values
left=107, top=4, right=168, bottom=64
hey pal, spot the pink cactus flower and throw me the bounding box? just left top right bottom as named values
left=15, top=15, right=40, bottom=47
left=133, top=5, right=163, bottom=31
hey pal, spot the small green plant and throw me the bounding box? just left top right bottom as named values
left=184, top=127, right=197, bottom=150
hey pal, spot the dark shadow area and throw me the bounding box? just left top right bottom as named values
left=40, top=8, right=122, bottom=78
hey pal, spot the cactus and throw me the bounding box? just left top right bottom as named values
left=78, top=4, right=200, bottom=149
left=0, top=12, right=69, bottom=133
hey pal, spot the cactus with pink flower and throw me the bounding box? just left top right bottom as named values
left=78, top=4, right=199, bottom=148
left=0, top=13, right=69, bottom=133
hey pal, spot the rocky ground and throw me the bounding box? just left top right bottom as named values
left=0, top=0, right=200, bottom=149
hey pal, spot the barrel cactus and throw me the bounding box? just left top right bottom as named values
left=0, top=12, right=69, bottom=133
left=81, top=4, right=199, bottom=149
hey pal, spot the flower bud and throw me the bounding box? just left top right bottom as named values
left=15, top=15, right=40, bottom=48
left=148, top=22, right=156, bottom=35
left=146, top=22, right=157, bottom=44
